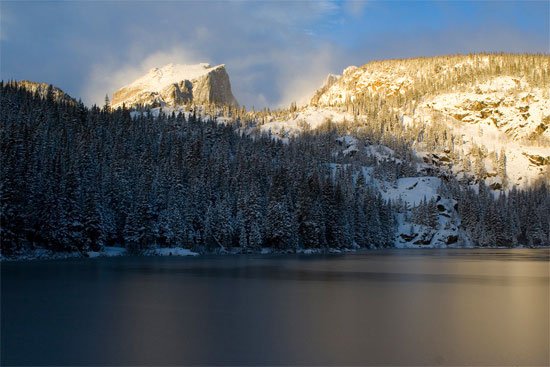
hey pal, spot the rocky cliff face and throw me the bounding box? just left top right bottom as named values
left=112, top=63, right=238, bottom=109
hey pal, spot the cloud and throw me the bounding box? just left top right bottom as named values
left=81, top=1, right=342, bottom=108
left=84, top=47, right=206, bottom=106
left=274, top=45, right=340, bottom=107
left=83, top=1, right=548, bottom=109
left=3, top=1, right=548, bottom=109
left=0, top=4, right=14, bottom=42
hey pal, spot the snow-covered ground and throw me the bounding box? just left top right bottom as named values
left=259, top=107, right=356, bottom=140
left=1, top=249, right=83, bottom=261
left=372, top=176, right=466, bottom=248
left=1, top=245, right=358, bottom=261
left=144, top=247, right=199, bottom=257
left=2, top=246, right=200, bottom=261
left=420, top=76, right=550, bottom=142
left=405, top=76, right=550, bottom=187
left=379, top=177, right=440, bottom=206
left=87, top=246, right=128, bottom=258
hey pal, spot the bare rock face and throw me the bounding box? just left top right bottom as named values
left=191, top=66, right=237, bottom=106
left=522, top=153, right=550, bottom=167
left=111, top=63, right=238, bottom=109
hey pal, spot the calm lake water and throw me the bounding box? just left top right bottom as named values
left=2, top=249, right=549, bottom=366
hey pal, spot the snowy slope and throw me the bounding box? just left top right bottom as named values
left=417, top=76, right=550, bottom=142
left=325, top=138, right=466, bottom=248
left=377, top=177, right=465, bottom=248
left=380, top=177, right=440, bottom=206
left=11, top=80, right=77, bottom=105
left=258, top=107, right=356, bottom=141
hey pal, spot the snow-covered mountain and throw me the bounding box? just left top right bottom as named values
left=311, top=56, right=549, bottom=143
left=111, top=63, right=238, bottom=109
left=265, top=54, right=550, bottom=188
left=246, top=54, right=550, bottom=247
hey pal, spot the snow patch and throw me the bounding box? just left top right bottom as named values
left=380, top=176, right=441, bottom=206
left=147, top=247, right=199, bottom=257
left=260, top=107, right=356, bottom=140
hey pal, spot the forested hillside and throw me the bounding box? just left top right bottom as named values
left=1, top=80, right=549, bottom=258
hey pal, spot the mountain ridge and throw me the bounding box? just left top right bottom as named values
left=310, top=53, right=549, bottom=143
left=2, top=80, right=78, bottom=105
left=9, top=53, right=549, bottom=190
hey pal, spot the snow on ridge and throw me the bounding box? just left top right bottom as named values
left=259, top=107, right=356, bottom=141
left=112, top=62, right=237, bottom=108
left=418, top=76, right=550, bottom=142
left=129, top=63, right=225, bottom=93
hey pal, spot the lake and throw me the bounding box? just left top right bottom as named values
left=2, top=249, right=549, bottom=365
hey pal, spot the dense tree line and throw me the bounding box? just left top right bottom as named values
left=1, top=82, right=548, bottom=256
left=449, top=180, right=550, bottom=246
left=0, top=82, right=396, bottom=256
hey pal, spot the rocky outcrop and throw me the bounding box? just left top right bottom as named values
left=522, top=153, right=550, bottom=167
left=310, top=63, right=414, bottom=107
left=191, top=66, right=237, bottom=106
left=419, top=77, right=550, bottom=143
left=112, top=63, right=238, bottom=109
left=310, top=74, right=340, bottom=106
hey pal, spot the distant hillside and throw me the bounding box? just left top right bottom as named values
left=2, top=80, right=78, bottom=106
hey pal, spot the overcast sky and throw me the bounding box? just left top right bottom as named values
left=1, top=0, right=548, bottom=108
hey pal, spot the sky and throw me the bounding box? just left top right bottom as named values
left=1, top=0, right=549, bottom=108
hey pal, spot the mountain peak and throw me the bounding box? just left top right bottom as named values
left=112, top=62, right=237, bottom=108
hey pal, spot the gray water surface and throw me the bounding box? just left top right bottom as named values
left=2, top=249, right=549, bottom=365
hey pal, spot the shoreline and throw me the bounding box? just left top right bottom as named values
left=2, top=244, right=548, bottom=262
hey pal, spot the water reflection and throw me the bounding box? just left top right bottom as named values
left=118, top=263, right=548, bottom=286
left=2, top=249, right=549, bottom=366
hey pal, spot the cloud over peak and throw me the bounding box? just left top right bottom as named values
left=1, top=1, right=548, bottom=108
